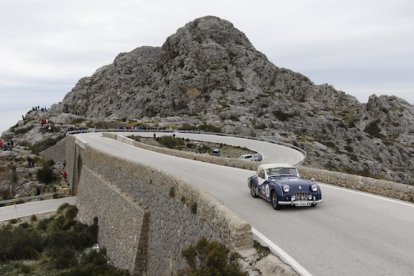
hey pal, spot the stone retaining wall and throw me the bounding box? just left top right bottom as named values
left=299, top=167, right=414, bottom=202
left=77, top=166, right=149, bottom=274
left=104, top=133, right=414, bottom=202
left=68, top=136, right=261, bottom=275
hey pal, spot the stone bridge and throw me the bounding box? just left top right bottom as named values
left=65, top=134, right=255, bottom=275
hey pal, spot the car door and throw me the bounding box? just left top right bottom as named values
left=257, top=169, right=268, bottom=197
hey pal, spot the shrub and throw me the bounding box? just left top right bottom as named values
left=179, top=237, right=247, bottom=276
left=63, top=205, right=78, bottom=221
left=0, top=227, right=44, bottom=261
left=190, top=202, right=197, bottom=214
left=198, top=124, right=222, bottom=133
left=62, top=249, right=130, bottom=276
left=156, top=136, right=185, bottom=149
left=169, top=187, right=176, bottom=198
left=272, top=110, right=296, bottom=121
left=37, top=166, right=55, bottom=184
left=344, top=145, right=353, bottom=152
left=179, top=124, right=198, bottom=131
left=50, top=247, right=77, bottom=269
left=30, top=215, right=37, bottom=222
left=364, top=119, right=383, bottom=138
left=254, top=122, right=266, bottom=130
left=253, top=240, right=270, bottom=259
left=57, top=203, right=70, bottom=214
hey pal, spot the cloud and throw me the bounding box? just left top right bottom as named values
left=0, top=0, right=413, bottom=131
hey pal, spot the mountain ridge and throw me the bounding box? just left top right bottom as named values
left=18, top=16, right=414, bottom=185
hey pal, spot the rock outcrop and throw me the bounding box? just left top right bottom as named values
left=15, top=16, right=414, bottom=185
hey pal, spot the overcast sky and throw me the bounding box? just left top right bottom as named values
left=1, top=0, right=413, bottom=133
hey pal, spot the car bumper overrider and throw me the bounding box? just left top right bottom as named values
left=278, top=193, right=322, bottom=206
left=278, top=199, right=323, bottom=206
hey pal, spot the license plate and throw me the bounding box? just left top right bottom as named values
left=295, top=201, right=311, bottom=207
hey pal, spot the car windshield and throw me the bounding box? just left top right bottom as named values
left=266, top=167, right=298, bottom=177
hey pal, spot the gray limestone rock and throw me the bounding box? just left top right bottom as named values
left=18, top=16, right=414, bottom=185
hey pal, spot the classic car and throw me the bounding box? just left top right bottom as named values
left=239, top=153, right=263, bottom=161
left=247, top=163, right=322, bottom=210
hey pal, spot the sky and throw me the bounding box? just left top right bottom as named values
left=1, top=0, right=413, bottom=134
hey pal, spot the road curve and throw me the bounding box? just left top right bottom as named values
left=130, top=131, right=305, bottom=165
left=0, top=197, right=76, bottom=222
left=79, top=133, right=414, bottom=276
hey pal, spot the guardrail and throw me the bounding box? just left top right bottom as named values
left=66, top=128, right=307, bottom=166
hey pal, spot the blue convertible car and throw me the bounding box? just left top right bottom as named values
left=248, top=163, right=322, bottom=210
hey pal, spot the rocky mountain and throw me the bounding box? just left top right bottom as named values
left=39, top=16, right=413, bottom=185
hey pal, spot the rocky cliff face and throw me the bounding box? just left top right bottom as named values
left=48, top=16, right=414, bottom=185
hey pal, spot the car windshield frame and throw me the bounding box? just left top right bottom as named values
left=266, top=167, right=298, bottom=178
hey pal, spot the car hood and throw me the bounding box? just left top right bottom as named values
left=271, top=178, right=314, bottom=189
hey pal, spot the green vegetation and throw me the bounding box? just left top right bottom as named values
left=190, top=202, right=197, bottom=214
left=169, top=187, right=176, bottom=198
left=179, top=237, right=247, bottom=276
left=70, top=117, right=86, bottom=125
left=37, top=159, right=56, bottom=184
left=197, top=124, right=222, bottom=133
left=364, top=119, right=383, bottom=138
left=0, top=204, right=129, bottom=275
left=177, top=123, right=222, bottom=133
left=133, top=135, right=251, bottom=158
left=156, top=136, right=185, bottom=149
left=253, top=240, right=271, bottom=259
left=272, top=110, right=297, bottom=121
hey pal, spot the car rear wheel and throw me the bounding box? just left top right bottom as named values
left=271, top=191, right=280, bottom=210
left=250, top=183, right=258, bottom=198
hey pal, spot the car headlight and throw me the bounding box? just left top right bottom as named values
left=311, top=184, right=318, bottom=192
left=283, top=185, right=290, bottom=193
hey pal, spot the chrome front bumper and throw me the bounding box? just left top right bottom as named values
left=278, top=199, right=323, bottom=206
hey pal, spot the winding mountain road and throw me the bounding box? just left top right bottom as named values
left=2, top=132, right=413, bottom=275
left=75, top=132, right=414, bottom=276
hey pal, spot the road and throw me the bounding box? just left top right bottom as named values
left=80, top=132, right=414, bottom=276
left=0, top=197, right=76, bottom=222
left=130, top=131, right=305, bottom=165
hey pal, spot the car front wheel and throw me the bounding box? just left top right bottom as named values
left=250, top=183, right=258, bottom=198
left=271, top=191, right=280, bottom=210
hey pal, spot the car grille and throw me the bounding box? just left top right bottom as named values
left=294, top=192, right=310, bottom=201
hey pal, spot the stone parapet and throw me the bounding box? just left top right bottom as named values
left=298, top=167, right=414, bottom=202
left=103, top=133, right=414, bottom=203
left=69, top=135, right=269, bottom=275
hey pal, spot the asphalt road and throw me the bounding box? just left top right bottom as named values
left=14, top=133, right=414, bottom=275
left=130, top=131, right=305, bottom=165
left=76, top=133, right=414, bottom=275
left=0, top=197, right=76, bottom=222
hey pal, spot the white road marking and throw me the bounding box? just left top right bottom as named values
left=320, top=183, right=414, bottom=208
left=252, top=227, right=312, bottom=276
